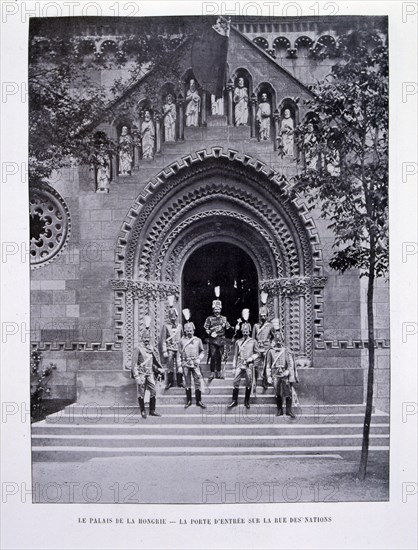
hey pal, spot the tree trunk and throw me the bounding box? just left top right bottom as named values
left=358, top=237, right=376, bottom=480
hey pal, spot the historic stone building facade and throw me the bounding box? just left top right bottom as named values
left=30, top=16, right=390, bottom=412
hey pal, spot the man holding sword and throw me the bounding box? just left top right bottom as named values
left=180, top=320, right=207, bottom=409
left=131, top=326, right=165, bottom=419
left=204, top=296, right=231, bottom=381
left=227, top=320, right=259, bottom=410
left=265, top=319, right=299, bottom=418
left=161, top=306, right=183, bottom=390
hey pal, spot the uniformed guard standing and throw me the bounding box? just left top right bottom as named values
left=252, top=305, right=275, bottom=392
left=179, top=318, right=206, bottom=409
left=131, top=322, right=164, bottom=419
left=204, top=289, right=231, bottom=380
left=265, top=318, right=299, bottom=418
left=227, top=320, right=259, bottom=409
left=161, top=304, right=183, bottom=390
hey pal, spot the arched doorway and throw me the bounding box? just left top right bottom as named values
left=182, top=242, right=259, bottom=340
left=113, top=149, right=326, bottom=368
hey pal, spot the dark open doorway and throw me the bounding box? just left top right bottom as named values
left=182, top=242, right=259, bottom=341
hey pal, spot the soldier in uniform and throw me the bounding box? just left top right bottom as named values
left=161, top=306, right=183, bottom=390
left=204, top=299, right=231, bottom=380
left=265, top=319, right=299, bottom=418
left=179, top=321, right=206, bottom=409
left=227, top=321, right=259, bottom=409
left=252, top=306, right=275, bottom=392
left=131, top=327, right=164, bottom=419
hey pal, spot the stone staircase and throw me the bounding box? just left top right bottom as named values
left=32, top=363, right=389, bottom=462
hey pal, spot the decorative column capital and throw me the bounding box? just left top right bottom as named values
left=260, top=276, right=327, bottom=296
left=111, top=279, right=180, bottom=300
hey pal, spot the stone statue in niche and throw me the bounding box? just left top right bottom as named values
left=185, top=79, right=201, bottom=127
left=256, top=93, right=271, bottom=140
left=141, top=110, right=156, bottom=159
left=163, top=94, right=176, bottom=142
left=280, top=108, right=295, bottom=156
left=233, top=77, right=249, bottom=126
left=211, top=94, right=224, bottom=115
left=95, top=145, right=111, bottom=193
left=304, top=122, right=319, bottom=170
left=118, top=126, right=133, bottom=176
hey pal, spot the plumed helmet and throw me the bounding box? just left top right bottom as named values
left=184, top=321, right=195, bottom=332
left=241, top=321, right=252, bottom=332
left=271, top=318, right=284, bottom=342
left=168, top=307, right=178, bottom=319
left=212, top=299, right=222, bottom=309
left=259, top=306, right=268, bottom=317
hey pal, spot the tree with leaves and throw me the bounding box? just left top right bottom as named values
left=29, top=17, right=199, bottom=183
left=289, top=29, right=388, bottom=479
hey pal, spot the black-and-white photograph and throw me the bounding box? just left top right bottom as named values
left=27, top=12, right=391, bottom=505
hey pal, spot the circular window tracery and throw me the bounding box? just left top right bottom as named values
left=29, top=183, right=71, bottom=268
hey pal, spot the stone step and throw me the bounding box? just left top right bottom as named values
left=64, top=403, right=377, bottom=413
left=41, top=411, right=388, bottom=426
left=41, top=407, right=388, bottom=428
left=32, top=432, right=389, bottom=449
left=43, top=403, right=382, bottom=422
left=32, top=423, right=389, bottom=437
left=32, top=445, right=389, bottom=462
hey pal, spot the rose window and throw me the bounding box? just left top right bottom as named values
left=29, top=184, right=71, bottom=267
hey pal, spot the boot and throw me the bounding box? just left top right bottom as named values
left=244, top=387, right=251, bottom=409
left=286, top=397, right=296, bottom=419
left=195, top=389, right=206, bottom=409
left=184, top=388, right=192, bottom=409
left=227, top=388, right=239, bottom=409
left=138, top=397, right=147, bottom=419
left=165, top=372, right=173, bottom=391
left=176, top=372, right=184, bottom=388
left=208, top=372, right=215, bottom=382
left=276, top=395, right=284, bottom=416
left=149, top=396, right=161, bottom=417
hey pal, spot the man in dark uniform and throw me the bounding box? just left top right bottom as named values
left=179, top=320, right=206, bottom=409
left=204, top=299, right=231, bottom=380
left=227, top=321, right=259, bottom=409
left=265, top=319, right=299, bottom=418
left=131, top=327, right=164, bottom=419
left=252, top=306, right=275, bottom=392
left=161, top=306, right=183, bottom=390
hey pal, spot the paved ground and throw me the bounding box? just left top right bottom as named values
left=32, top=454, right=389, bottom=504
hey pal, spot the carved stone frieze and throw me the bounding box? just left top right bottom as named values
left=111, top=279, right=180, bottom=299
left=260, top=276, right=327, bottom=296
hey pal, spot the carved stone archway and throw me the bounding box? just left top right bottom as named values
left=111, top=148, right=326, bottom=367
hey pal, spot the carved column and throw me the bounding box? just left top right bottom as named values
left=259, top=276, right=327, bottom=360
left=155, top=113, right=161, bottom=154
left=177, top=94, right=184, bottom=140
left=250, top=94, right=257, bottom=138
left=299, top=293, right=306, bottom=355
left=273, top=109, right=280, bottom=151
left=202, top=91, right=207, bottom=126
left=125, top=289, right=134, bottom=367
left=227, top=80, right=234, bottom=125
left=132, top=127, right=140, bottom=169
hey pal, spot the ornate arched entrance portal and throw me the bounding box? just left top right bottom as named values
left=111, top=148, right=327, bottom=368
left=182, top=242, right=259, bottom=340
